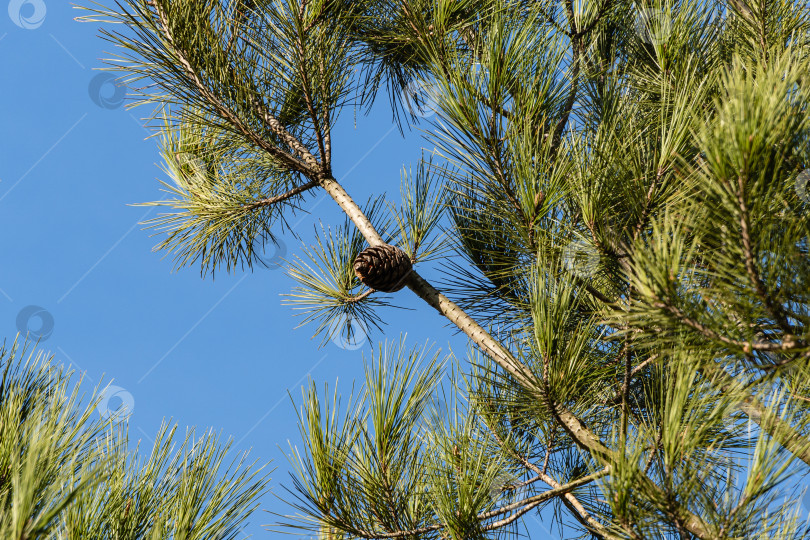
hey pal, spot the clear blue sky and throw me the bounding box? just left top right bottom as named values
left=0, top=2, right=722, bottom=539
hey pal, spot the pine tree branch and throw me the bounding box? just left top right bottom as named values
left=292, top=16, right=328, bottom=170
left=738, top=395, right=810, bottom=466
left=311, top=86, right=716, bottom=540
left=538, top=357, right=715, bottom=538
left=633, top=353, right=810, bottom=471
left=315, top=168, right=722, bottom=537
left=318, top=175, right=387, bottom=245
left=242, top=180, right=319, bottom=210
left=224, top=0, right=251, bottom=57
left=317, top=54, right=332, bottom=165
left=303, top=1, right=329, bottom=33
left=575, top=275, right=618, bottom=306
left=341, top=288, right=375, bottom=304
left=537, top=4, right=570, bottom=36
left=572, top=0, right=613, bottom=38
left=316, top=171, right=533, bottom=381
left=631, top=353, right=660, bottom=377
left=621, top=338, right=632, bottom=441
left=549, top=2, right=583, bottom=155
left=457, top=27, right=514, bottom=121
left=486, top=114, right=522, bottom=216
left=736, top=174, right=796, bottom=337
left=345, top=469, right=609, bottom=539
left=652, top=297, right=803, bottom=352
left=147, top=0, right=317, bottom=176
left=250, top=98, right=321, bottom=172
left=631, top=168, right=664, bottom=245
left=683, top=363, right=809, bottom=469
left=404, top=271, right=532, bottom=379
left=480, top=405, right=615, bottom=538
left=479, top=468, right=610, bottom=530
left=321, top=165, right=712, bottom=540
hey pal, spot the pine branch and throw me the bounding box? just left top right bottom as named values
left=739, top=395, right=810, bottom=466
left=320, top=149, right=717, bottom=540
left=242, top=179, right=318, bottom=210
left=549, top=1, right=584, bottom=156
left=147, top=0, right=317, bottom=176
left=735, top=174, right=795, bottom=336
left=479, top=405, right=616, bottom=538
left=342, top=468, right=609, bottom=539
left=651, top=297, right=804, bottom=353
left=480, top=468, right=610, bottom=531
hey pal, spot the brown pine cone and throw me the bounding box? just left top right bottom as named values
left=353, top=244, right=413, bottom=293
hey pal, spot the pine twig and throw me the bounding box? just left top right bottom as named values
left=242, top=180, right=319, bottom=210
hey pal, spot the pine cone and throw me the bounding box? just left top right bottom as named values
left=353, top=244, right=413, bottom=293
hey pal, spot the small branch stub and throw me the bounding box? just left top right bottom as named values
left=353, top=244, right=413, bottom=293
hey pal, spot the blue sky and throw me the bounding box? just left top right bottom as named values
left=0, top=2, right=575, bottom=538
